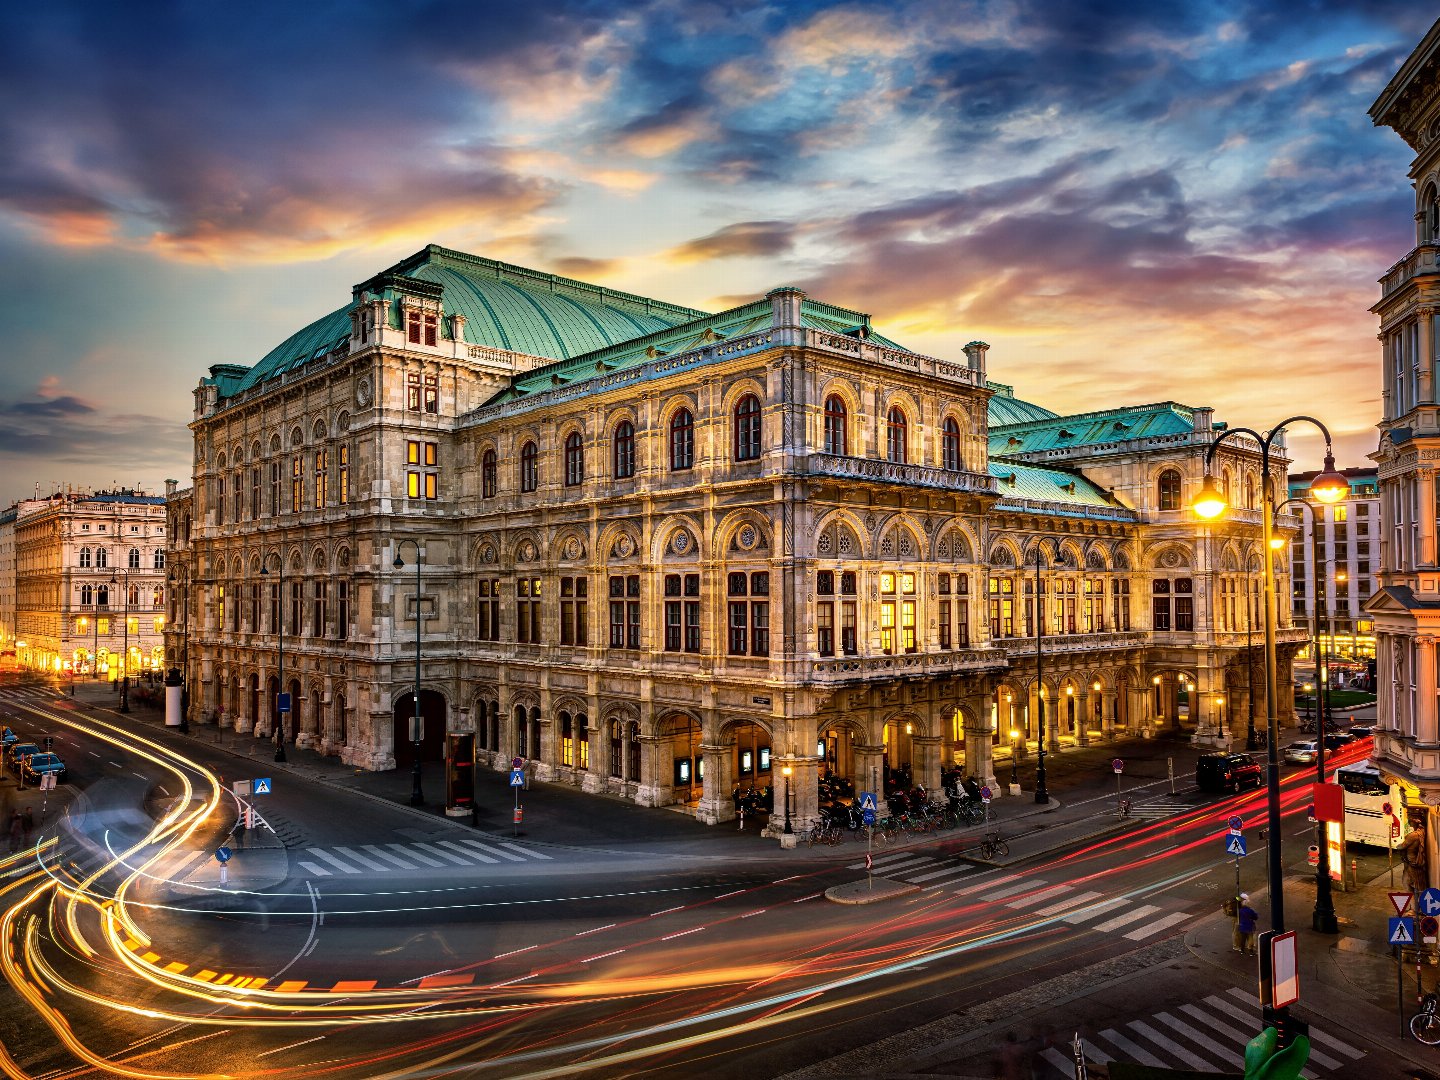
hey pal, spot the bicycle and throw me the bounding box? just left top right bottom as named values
left=978, top=834, right=1009, bottom=859
left=1411, top=992, right=1440, bottom=1044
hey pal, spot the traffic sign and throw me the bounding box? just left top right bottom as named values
left=276, top=692, right=291, bottom=713
left=1420, top=888, right=1440, bottom=917
left=1226, top=834, right=1247, bottom=857
left=509, top=768, right=525, bottom=787
left=862, top=808, right=876, bottom=826
left=215, top=846, right=232, bottom=863
left=1306, top=845, right=1319, bottom=866
left=858, top=792, right=878, bottom=813
left=1424, top=916, right=1440, bottom=943
left=1383, top=801, right=1394, bottom=816
left=1112, top=758, right=1124, bottom=774
left=1391, top=891, right=1414, bottom=917
left=512, top=756, right=524, bottom=769
left=253, top=778, right=272, bottom=795
left=1227, top=815, right=1243, bottom=832
left=980, top=785, right=992, bottom=802
left=1389, top=917, right=1415, bottom=945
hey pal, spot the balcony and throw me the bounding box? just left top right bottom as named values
left=809, top=649, right=1005, bottom=683
left=801, top=328, right=984, bottom=388
left=1379, top=243, right=1440, bottom=301
left=997, top=631, right=1148, bottom=658
left=804, top=453, right=998, bottom=495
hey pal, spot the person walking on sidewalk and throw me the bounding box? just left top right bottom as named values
left=1402, top=819, right=1428, bottom=893
left=1233, top=893, right=1258, bottom=955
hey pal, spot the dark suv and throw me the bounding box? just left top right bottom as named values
left=1196, top=752, right=1263, bottom=793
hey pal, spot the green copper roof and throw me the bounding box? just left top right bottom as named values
left=988, top=401, right=1196, bottom=455
left=986, top=384, right=1059, bottom=426
left=218, top=246, right=711, bottom=398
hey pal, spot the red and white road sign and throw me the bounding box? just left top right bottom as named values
left=1390, top=891, right=1413, bottom=917
left=865, top=853, right=873, bottom=871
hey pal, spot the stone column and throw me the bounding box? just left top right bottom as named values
left=1075, top=689, right=1090, bottom=746
left=770, top=754, right=820, bottom=844
left=913, top=734, right=942, bottom=795
left=1422, top=471, right=1437, bottom=569
left=1418, top=638, right=1438, bottom=747
left=854, top=743, right=886, bottom=801
left=1420, top=306, right=1436, bottom=404
left=697, top=742, right=732, bottom=825
left=962, top=702, right=999, bottom=795
left=1101, top=689, right=1117, bottom=739
left=1130, top=686, right=1150, bottom=737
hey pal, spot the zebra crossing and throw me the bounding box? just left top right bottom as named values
left=293, top=837, right=553, bottom=877
left=852, top=856, right=1193, bottom=941
left=1036, top=987, right=1366, bottom=1077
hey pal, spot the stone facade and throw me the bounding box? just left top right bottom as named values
left=169, top=245, right=1303, bottom=837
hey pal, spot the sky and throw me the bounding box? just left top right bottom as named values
left=0, top=0, right=1431, bottom=502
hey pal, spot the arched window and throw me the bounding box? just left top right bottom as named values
left=128, top=583, right=140, bottom=606
left=80, top=584, right=92, bottom=605
left=481, top=449, right=497, bottom=498
left=1245, top=475, right=1256, bottom=510
left=153, top=550, right=165, bottom=569
left=734, top=394, right=761, bottom=461
left=1157, top=469, right=1182, bottom=511
left=153, top=587, right=164, bottom=609
left=1221, top=467, right=1232, bottom=503
left=564, top=430, right=584, bottom=486
left=96, top=548, right=108, bottom=569
left=128, top=547, right=141, bottom=569
left=823, top=395, right=848, bottom=455
left=1425, top=183, right=1440, bottom=243
left=520, top=441, right=538, bottom=493
left=670, top=409, right=695, bottom=471
left=79, top=547, right=91, bottom=568
left=942, top=416, right=962, bottom=471
left=613, top=420, right=635, bottom=479
left=886, top=406, right=908, bottom=464
left=97, top=584, right=109, bottom=607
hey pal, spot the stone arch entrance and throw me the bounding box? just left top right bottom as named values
left=393, top=689, right=446, bottom=765
left=658, top=712, right=702, bottom=807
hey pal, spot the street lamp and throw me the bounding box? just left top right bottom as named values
left=781, top=763, right=793, bottom=834
left=260, top=560, right=287, bottom=763
left=110, top=571, right=130, bottom=713
left=1272, top=495, right=1341, bottom=935
left=168, top=569, right=189, bottom=734
left=393, top=540, right=424, bottom=807
left=1009, top=728, right=1020, bottom=786
left=1193, top=416, right=1346, bottom=1033
left=1029, top=539, right=1055, bottom=804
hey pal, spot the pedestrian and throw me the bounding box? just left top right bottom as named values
left=1403, top=819, right=1428, bottom=893
left=1234, top=893, right=1259, bottom=956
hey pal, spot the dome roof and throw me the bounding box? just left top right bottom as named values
left=987, top=389, right=1058, bottom=427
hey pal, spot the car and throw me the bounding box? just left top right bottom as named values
left=5, top=742, right=40, bottom=774
left=20, top=752, right=65, bottom=785
left=1349, top=724, right=1374, bottom=738
left=1196, top=751, right=1263, bottom=793
left=1323, top=730, right=1356, bottom=751
left=1283, top=741, right=1319, bottom=765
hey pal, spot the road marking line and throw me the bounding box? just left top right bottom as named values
left=451, top=838, right=526, bottom=862
left=413, top=843, right=472, bottom=866
left=986, top=878, right=1047, bottom=901
left=1062, top=897, right=1129, bottom=923
left=161, top=849, right=209, bottom=881
left=132, top=772, right=148, bottom=781
left=297, top=861, right=331, bottom=877
left=255, top=1036, right=326, bottom=1059
left=331, top=846, right=391, bottom=871
left=437, top=840, right=497, bottom=863
left=361, top=845, right=417, bottom=870
left=1129, top=1019, right=1211, bottom=1072
left=494, top=945, right=536, bottom=959
left=793, top=893, right=821, bottom=903
left=499, top=842, right=551, bottom=860
left=582, top=950, right=626, bottom=963
left=908, top=864, right=971, bottom=884
left=1035, top=890, right=1103, bottom=917
left=649, top=906, right=685, bottom=917
left=715, top=889, right=745, bottom=899
left=774, top=874, right=803, bottom=883
left=741, top=909, right=767, bottom=918
left=1123, top=911, right=1190, bottom=940
left=309, top=849, right=361, bottom=874
left=661, top=927, right=704, bottom=941
left=575, top=923, right=616, bottom=937
left=1092, top=904, right=1160, bottom=933
left=1178, top=1003, right=1254, bottom=1061
left=1008, top=884, right=1074, bottom=910
left=388, top=843, right=444, bottom=868
left=1218, top=989, right=1360, bottom=1060
left=952, top=870, right=1012, bottom=896
left=1095, top=1029, right=1166, bottom=1069
left=490, top=974, right=536, bottom=988
left=88, top=752, right=100, bottom=758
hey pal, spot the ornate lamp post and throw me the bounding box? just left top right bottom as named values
left=260, top=559, right=287, bottom=763
left=1009, top=728, right=1020, bottom=787
left=781, top=763, right=793, bottom=834
left=110, top=570, right=130, bottom=713
left=1193, top=416, right=1347, bottom=1033
left=168, top=569, right=190, bottom=734
left=393, top=540, right=424, bottom=807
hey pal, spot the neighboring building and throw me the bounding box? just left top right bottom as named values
left=1368, top=18, right=1440, bottom=866
left=176, top=244, right=1302, bottom=830
left=9, top=489, right=168, bottom=682
left=0, top=504, right=16, bottom=662
left=1287, top=468, right=1380, bottom=661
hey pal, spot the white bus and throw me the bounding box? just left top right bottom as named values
left=1336, top=760, right=1407, bottom=849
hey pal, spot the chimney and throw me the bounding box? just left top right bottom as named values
left=962, top=341, right=989, bottom=375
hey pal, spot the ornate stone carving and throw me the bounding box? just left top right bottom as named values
left=355, top=375, right=373, bottom=407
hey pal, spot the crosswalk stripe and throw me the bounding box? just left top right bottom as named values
left=1036, top=890, right=1103, bottom=917
left=953, top=872, right=1014, bottom=897
left=310, top=849, right=361, bottom=874
left=1215, top=991, right=1351, bottom=1070
left=1095, top=1029, right=1166, bottom=1069
left=362, top=845, right=417, bottom=869
left=1092, top=904, right=1160, bottom=933
left=869, top=851, right=919, bottom=866
left=157, top=849, right=208, bottom=882
left=414, top=843, right=473, bottom=866
left=437, top=840, right=497, bottom=864
left=297, top=861, right=331, bottom=877
left=450, top=838, right=527, bottom=862
left=1062, top=897, right=1129, bottom=923
left=388, top=843, right=445, bottom=867
left=1040, top=1048, right=1074, bottom=1075
left=1154, top=1012, right=1241, bottom=1070
left=1008, top=884, right=1073, bottom=910
left=1177, top=1003, right=1255, bottom=1062
left=499, top=842, right=550, bottom=860
left=986, top=878, right=1046, bottom=901
left=1129, top=1019, right=1211, bottom=1072
left=849, top=854, right=930, bottom=872
left=331, top=847, right=390, bottom=871
left=1123, top=911, right=1190, bottom=940
left=907, top=863, right=972, bottom=884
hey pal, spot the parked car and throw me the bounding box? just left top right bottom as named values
left=20, top=751, right=65, bottom=785
left=1349, top=724, right=1374, bottom=738
left=1196, top=751, right=1263, bottom=793
left=1323, top=731, right=1356, bottom=751
left=1283, top=741, right=1319, bottom=765
left=5, top=742, right=40, bottom=774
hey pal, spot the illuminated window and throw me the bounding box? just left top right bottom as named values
left=406, top=440, right=440, bottom=500
left=291, top=456, right=302, bottom=511
left=338, top=445, right=350, bottom=505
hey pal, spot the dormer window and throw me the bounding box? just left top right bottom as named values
left=406, top=310, right=438, bottom=347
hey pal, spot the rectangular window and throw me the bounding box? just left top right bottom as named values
left=251, top=468, right=261, bottom=519
left=249, top=584, right=259, bottom=632
left=939, top=598, right=951, bottom=649
left=97, top=618, right=109, bottom=636
left=901, top=599, right=916, bottom=653
left=313, top=579, right=328, bottom=636
left=291, top=456, right=302, bottom=512
left=817, top=602, right=835, bottom=656
left=728, top=601, right=748, bottom=656
left=560, top=576, right=588, bottom=646
left=516, top=578, right=542, bottom=644
left=1112, top=579, right=1131, bottom=631
left=315, top=448, right=328, bottom=508
left=337, top=580, right=350, bottom=637
left=129, top=616, right=141, bottom=636
left=408, top=372, right=421, bottom=409
left=405, top=441, right=440, bottom=500
left=217, top=585, right=225, bottom=631
left=268, top=582, right=279, bottom=634
left=424, top=374, right=439, bottom=413
left=338, top=445, right=350, bottom=505
left=290, top=581, right=302, bottom=636
left=270, top=461, right=280, bottom=516
left=880, top=601, right=896, bottom=655
left=478, top=579, right=500, bottom=641
left=608, top=575, right=640, bottom=648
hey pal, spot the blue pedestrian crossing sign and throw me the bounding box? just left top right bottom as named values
left=215, top=846, right=232, bottom=863
left=1390, top=916, right=1416, bottom=945
left=1225, top=834, right=1247, bottom=857
left=1420, top=888, right=1440, bottom=917
left=253, top=778, right=272, bottom=795
left=858, top=792, right=878, bottom=813
left=510, top=768, right=525, bottom=787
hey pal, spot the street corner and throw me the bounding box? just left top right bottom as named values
left=825, top=877, right=920, bottom=905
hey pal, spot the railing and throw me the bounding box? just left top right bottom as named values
left=803, top=453, right=998, bottom=494
left=802, top=329, right=984, bottom=386
left=810, top=649, right=1005, bottom=681
left=996, top=631, right=1148, bottom=656
left=1379, top=243, right=1440, bottom=299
